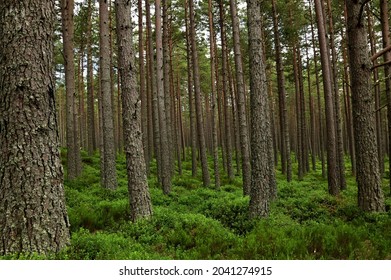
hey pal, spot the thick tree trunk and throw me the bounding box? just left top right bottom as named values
left=248, top=0, right=276, bottom=218
left=345, top=0, right=385, bottom=211
left=0, top=0, right=70, bottom=254
left=115, top=0, right=153, bottom=221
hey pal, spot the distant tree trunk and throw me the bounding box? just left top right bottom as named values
left=115, top=0, right=153, bottom=221
left=248, top=0, right=276, bottom=218
left=229, top=0, right=251, bottom=194
left=87, top=0, right=96, bottom=156
left=272, top=0, right=292, bottom=181
left=208, top=0, right=221, bottom=188
left=367, top=8, right=384, bottom=175
left=61, top=0, right=81, bottom=179
left=184, top=1, right=198, bottom=177
left=189, top=0, right=211, bottom=187
left=345, top=0, right=385, bottom=211
left=0, top=0, right=70, bottom=254
left=326, top=0, right=346, bottom=190
left=314, top=0, right=339, bottom=195
left=99, top=0, right=117, bottom=189
left=219, top=0, right=234, bottom=181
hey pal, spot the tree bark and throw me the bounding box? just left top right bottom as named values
left=248, top=0, right=276, bottom=218
left=0, top=0, right=70, bottom=254
left=115, top=0, right=153, bottom=221
left=345, top=0, right=385, bottom=211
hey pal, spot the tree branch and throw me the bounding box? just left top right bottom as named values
left=371, top=45, right=391, bottom=61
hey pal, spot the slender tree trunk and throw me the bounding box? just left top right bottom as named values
left=272, top=0, right=292, bottom=181
left=248, top=0, right=276, bottom=218
left=185, top=0, right=198, bottom=177
left=219, top=0, right=234, bottom=181
left=345, top=0, right=385, bottom=211
left=208, top=0, right=221, bottom=188
left=229, top=0, right=251, bottom=194
left=0, top=0, right=70, bottom=254
left=314, top=0, right=339, bottom=195
left=115, top=0, right=153, bottom=221
left=99, top=0, right=117, bottom=189
left=87, top=0, right=96, bottom=155
left=189, top=0, right=211, bottom=187
left=62, top=0, right=81, bottom=179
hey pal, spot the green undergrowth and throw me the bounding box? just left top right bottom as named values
left=4, top=150, right=391, bottom=260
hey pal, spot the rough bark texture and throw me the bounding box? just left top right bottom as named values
left=99, top=0, right=117, bottom=190
left=189, top=0, right=211, bottom=187
left=345, top=0, right=385, bottom=211
left=115, top=0, right=153, bottom=221
left=0, top=0, right=70, bottom=254
left=380, top=0, right=391, bottom=195
left=229, top=0, right=251, bottom=195
left=156, top=0, right=171, bottom=194
left=247, top=0, right=276, bottom=218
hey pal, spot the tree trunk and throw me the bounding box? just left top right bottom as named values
left=248, top=0, right=276, bottom=218
left=345, top=0, right=385, bottom=211
left=0, top=0, right=70, bottom=254
left=219, top=0, right=234, bottom=181
left=208, top=0, right=221, bottom=188
left=87, top=0, right=96, bottom=155
left=189, top=0, right=211, bottom=187
left=61, top=0, right=81, bottom=179
left=115, top=0, right=153, bottom=221
left=272, top=0, right=292, bottom=182
left=229, top=0, right=251, bottom=194
left=314, top=0, right=339, bottom=195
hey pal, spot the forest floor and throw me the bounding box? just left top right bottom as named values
left=7, top=151, right=391, bottom=259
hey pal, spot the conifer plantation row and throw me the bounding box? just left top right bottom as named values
left=1, top=0, right=391, bottom=259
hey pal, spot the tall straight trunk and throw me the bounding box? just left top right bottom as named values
left=0, top=0, right=70, bottom=254
left=248, top=0, right=276, bottom=218
left=185, top=0, right=198, bottom=177
left=309, top=0, right=325, bottom=176
left=208, top=0, right=221, bottom=188
left=380, top=0, right=391, bottom=195
left=314, top=0, right=339, bottom=195
left=163, top=0, right=174, bottom=176
left=345, top=0, right=385, bottom=211
left=115, top=0, right=153, bottom=221
left=367, top=8, right=384, bottom=175
left=229, top=0, right=251, bottom=195
left=272, top=0, right=292, bottom=181
left=87, top=0, right=96, bottom=155
left=156, top=0, right=171, bottom=194
left=189, top=0, right=211, bottom=187
left=326, top=0, right=346, bottom=190
left=61, top=0, right=81, bottom=179
left=219, top=0, right=234, bottom=181
left=146, top=0, right=161, bottom=180
left=99, top=0, right=117, bottom=189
